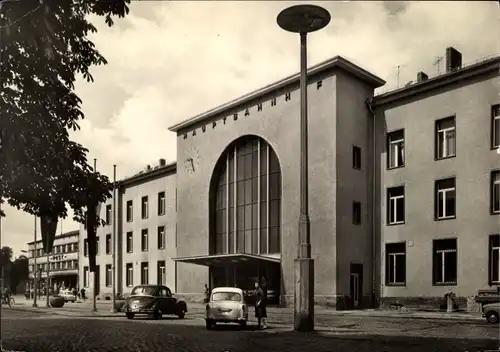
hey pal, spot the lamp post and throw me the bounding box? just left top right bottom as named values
left=111, top=164, right=117, bottom=313
left=277, top=4, right=330, bottom=332
left=32, top=216, right=38, bottom=307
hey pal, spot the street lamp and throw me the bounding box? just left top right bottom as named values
left=32, top=216, right=38, bottom=307
left=277, top=4, right=330, bottom=332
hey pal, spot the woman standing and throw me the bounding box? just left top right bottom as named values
left=254, top=281, right=267, bottom=329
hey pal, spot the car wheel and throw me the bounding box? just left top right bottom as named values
left=153, top=309, right=162, bottom=320
left=486, top=311, right=499, bottom=324
left=205, top=319, right=215, bottom=330
left=177, top=309, right=185, bottom=319
left=126, top=313, right=135, bottom=320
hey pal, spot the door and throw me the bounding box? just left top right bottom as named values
left=158, top=287, right=168, bottom=312
left=164, top=286, right=175, bottom=313
left=349, top=263, right=363, bottom=309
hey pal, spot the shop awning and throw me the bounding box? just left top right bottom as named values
left=173, top=253, right=280, bottom=267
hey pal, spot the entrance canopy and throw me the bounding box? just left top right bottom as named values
left=173, top=253, right=280, bottom=267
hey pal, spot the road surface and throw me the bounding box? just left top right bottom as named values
left=1, top=308, right=498, bottom=352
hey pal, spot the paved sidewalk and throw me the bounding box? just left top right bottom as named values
left=7, top=296, right=483, bottom=322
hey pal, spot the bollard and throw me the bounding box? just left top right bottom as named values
left=446, top=292, right=455, bottom=313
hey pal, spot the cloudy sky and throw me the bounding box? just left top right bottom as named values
left=2, top=1, right=498, bottom=256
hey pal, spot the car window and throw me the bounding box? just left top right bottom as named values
left=131, top=286, right=159, bottom=296
left=159, top=288, right=167, bottom=297
left=165, top=287, right=172, bottom=297
left=211, top=292, right=242, bottom=302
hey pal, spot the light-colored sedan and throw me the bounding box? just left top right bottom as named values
left=482, top=302, right=499, bottom=324
left=59, top=289, right=77, bottom=303
left=205, top=287, right=248, bottom=330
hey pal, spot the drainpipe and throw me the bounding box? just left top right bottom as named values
left=365, top=97, right=377, bottom=308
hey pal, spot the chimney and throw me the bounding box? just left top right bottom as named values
left=159, top=158, right=166, bottom=167
left=417, top=71, right=428, bottom=83
left=445, top=47, right=462, bottom=73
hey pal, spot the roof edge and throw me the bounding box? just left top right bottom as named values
left=168, top=56, right=385, bottom=133
left=118, top=162, right=177, bottom=188
left=374, top=55, right=500, bottom=107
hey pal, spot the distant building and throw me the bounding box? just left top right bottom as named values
left=27, top=230, right=79, bottom=292
left=78, top=160, right=177, bottom=299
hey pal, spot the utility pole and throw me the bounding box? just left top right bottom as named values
left=33, top=215, right=38, bottom=307
left=111, top=164, right=117, bottom=313
left=92, top=158, right=98, bottom=312
left=0, top=196, right=3, bottom=296
left=45, top=232, right=50, bottom=308
left=434, top=56, right=443, bottom=74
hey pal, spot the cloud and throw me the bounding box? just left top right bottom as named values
left=3, top=0, right=498, bottom=254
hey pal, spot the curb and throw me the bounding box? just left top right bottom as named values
left=7, top=306, right=484, bottom=323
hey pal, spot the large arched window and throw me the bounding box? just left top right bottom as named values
left=210, top=135, right=281, bottom=256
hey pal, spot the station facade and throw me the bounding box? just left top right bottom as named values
left=74, top=47, right=499, bottom=310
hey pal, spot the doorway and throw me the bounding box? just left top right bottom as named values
left=349, top=263, right=363, bottom=309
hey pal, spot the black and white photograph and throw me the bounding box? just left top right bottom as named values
left=0, top=0, right=499, bottom=351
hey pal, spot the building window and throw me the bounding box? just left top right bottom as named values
left=435, top=116, right=456, bottom=159
left=352, top=145, right=361, bottom=170
left=352, top=201, right=361, bottom=225
left=126, top=232, right=133, bottom=253
left=158, top=192, right=166, bottom=216
left=105, top=264, right=112, bottom=287
left=157, top=261, right=166, bottom=285
left=83, top=266, right=89, bottom=287
left=157, top=226, right=165, bottom=249
left=105, top=204, right=112, bottom=225
left=95, top=236, right=100, bottom=255
left=126, top=263, right=133, bottom=287
left=84, top=239, right=88, bottom=257
left=387, top=186, right=405, bottom=225
left=126, top=200, right=133, bottom=222
left=210, top=136, right=282, bottom=255
left=105, top=234, right=111, bottom=255
left=385, top=242, right=406, bottom=285
left=141, top=229, right=148, bottom=251
left=489, top=234, right=500, bottom=285
left=491, top=171, right=500, bottom=214
left=433, top=238, right=457, bottom=285
left=141, top=196, right=149, bottom=219
left=435, top=178, right=456, bottom=220
left=140, top=262, right=149, bottom=285
left=387, top=129, right=405, bottom=169
left=492, top=104, right=500, bottom=149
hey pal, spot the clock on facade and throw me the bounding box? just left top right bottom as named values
left=184, top=146, right=200, bottom=174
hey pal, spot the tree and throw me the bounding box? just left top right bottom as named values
left=0, top=0, right=130, bottom=227
left=9, top=255, right=28, bottom=293
left=0, top=246, right=13, bottom=289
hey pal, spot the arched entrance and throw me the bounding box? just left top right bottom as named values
left=209, top=135, right=281, bottom=256
left=175, top=135, right=282, bottom=304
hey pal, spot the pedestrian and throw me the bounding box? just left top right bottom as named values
left=253, top=281, right=267, bottom=329
left=80, top=288, right=86, bottom=301
left=203, top=284, right=210, bottom=303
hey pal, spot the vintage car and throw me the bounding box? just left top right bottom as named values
left=482, top=302, right=500, bottom=324
left=124, top=285, right=188, bottom=320
left=59, top=289, right=77, bottom=303
left=205, top=287, right=248, bottom=329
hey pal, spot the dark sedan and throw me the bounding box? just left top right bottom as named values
left=124, top=285, right=188, bottom=320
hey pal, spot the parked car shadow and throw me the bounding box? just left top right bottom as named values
left=210, top=324, right=273, bottom=332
